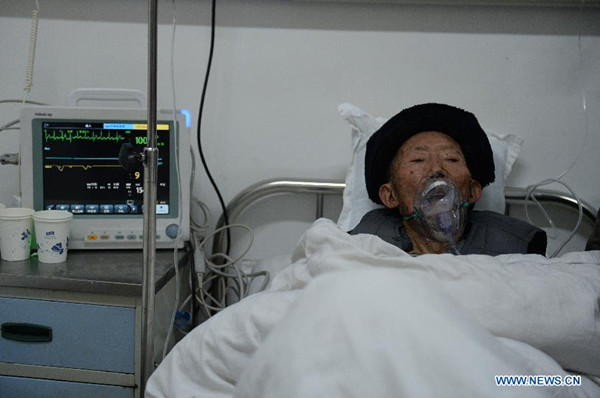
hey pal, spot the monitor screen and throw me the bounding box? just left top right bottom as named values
left=39, top=120, right=171, bottom=215
left=20, top=107, right=191, bottom=249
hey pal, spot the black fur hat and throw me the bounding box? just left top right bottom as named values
left=365, top=103, right=495, bottom=205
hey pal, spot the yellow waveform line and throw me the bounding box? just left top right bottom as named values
left=44, top=164, right=124, bottom=172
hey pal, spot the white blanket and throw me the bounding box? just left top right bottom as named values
left=146, top=219, right=600, bottom=398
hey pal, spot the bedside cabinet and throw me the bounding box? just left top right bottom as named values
left=0, top=248, right=191, bottom=398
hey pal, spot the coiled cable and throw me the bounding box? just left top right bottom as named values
left=23, top=1, right=40, bottom=102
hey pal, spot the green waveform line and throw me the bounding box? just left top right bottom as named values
left=44, top=129, right=127, bottom=143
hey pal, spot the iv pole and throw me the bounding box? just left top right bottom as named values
left=140, top=0, right=159, bottom=393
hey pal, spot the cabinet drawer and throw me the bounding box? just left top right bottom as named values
left=0, top=297, right=135, bottom=373
left=0, top=375, right=134, bottom=398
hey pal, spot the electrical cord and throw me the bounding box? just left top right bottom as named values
left=23, top=0, right=40, bottom=103
left=160, top=0, right=252, bottom=353
left=524, top=179, right=583, bottom=258
left=196, top=0, right=232, bottom=255
left=186, top=0, right=260, bottom=325
left=196, top=224, right=254, bottom=308
left=0, top=100, right=48, bottom=134
left=522, top=5, right=588, bottom=257
left=0, top=99, right=47, bottom=105
left=0, top=120, right=20, bottom=133
left=190, top=196, right=212, bottom=234
left=162, top=242, right=181, bottom=361
left=180, top=223, right=269, bottom=323
left=162, top=0, right=187, bottom=363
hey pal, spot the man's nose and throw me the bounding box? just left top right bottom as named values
left=427, top=157, right=446, bottom=176
left=428, top=171, right=446, bottom=180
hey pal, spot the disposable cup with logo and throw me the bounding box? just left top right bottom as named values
left=33, top=210, right=73, bottom=263
left=0, top=207, right=35, bottom=261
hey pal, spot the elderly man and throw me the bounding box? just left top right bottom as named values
left=351, top=103, right=547, bottom=255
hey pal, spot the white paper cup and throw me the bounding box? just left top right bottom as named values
left=0, top=207, right=35, bottom=261
left=33, top=210, right=73, bottom=264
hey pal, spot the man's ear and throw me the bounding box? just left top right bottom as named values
left=468, top=179, right=483, bottom=203
left=379, top=183, right=399, bottom=209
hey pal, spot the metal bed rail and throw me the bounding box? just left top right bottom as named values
left=213, top=178, right=597, bottom=255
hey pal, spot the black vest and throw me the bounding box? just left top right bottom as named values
left=350, top=208, right=547, bottom=256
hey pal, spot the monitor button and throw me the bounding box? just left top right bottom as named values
left=100, top=205, right=114, bottom=214
left=70, top=204, right=85, bottom=214
left=56, top=204, right=70, bottom=211
left=166, top=224, right=179, bottom=239
left=85, top=205, right=99, bottom=214
left=156, top=205, right=169, bottom=214
left=114, top=204, right=129, bottom=214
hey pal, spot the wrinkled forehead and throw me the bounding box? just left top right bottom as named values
left=398, top=131, right=464, bottom=157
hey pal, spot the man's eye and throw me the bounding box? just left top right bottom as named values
left=445, top=157, right=460, bottom=163
left=410, top=158, right=424, bottom=163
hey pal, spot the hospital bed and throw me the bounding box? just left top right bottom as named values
left=212, top=177, right=598, bottom=258
left=144, top=176, right=600, bottom=398
left=145, top=104, right=600, bottom=397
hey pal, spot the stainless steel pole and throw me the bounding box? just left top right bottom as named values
left=140, top=0, right=159, bottom=394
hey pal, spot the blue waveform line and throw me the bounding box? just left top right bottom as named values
left=46, top=157, right=164, bottom=161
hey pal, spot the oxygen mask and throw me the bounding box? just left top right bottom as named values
left=403, top=174, right=470, bottom=253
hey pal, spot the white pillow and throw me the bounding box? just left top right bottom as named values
left=336, top=103, right=523, bottom=232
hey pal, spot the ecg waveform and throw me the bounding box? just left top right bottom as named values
left=44, top=129, right=127, bottom=143
left=44, top=164, right=124, bottom=172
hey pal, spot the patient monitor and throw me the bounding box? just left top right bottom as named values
left=19, top=106, right=191, bottom=249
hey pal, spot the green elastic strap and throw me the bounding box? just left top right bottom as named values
left=402, top=208, right=421, bottom=221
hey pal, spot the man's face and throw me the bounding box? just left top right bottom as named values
left=379, top=131, right=482, bottom=215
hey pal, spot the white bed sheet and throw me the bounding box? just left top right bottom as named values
left=146, top=219, right=600, bottom=398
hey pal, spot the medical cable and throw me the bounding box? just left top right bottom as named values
left=162, top=0, right=220, bottom=331
left=189, top=223, right=268, bottom=318
left=196, top=224, right=257, bottom=301
left=525, top=179, right=583, bottom=258
left=523, top=6, right=588, bottom=257
left=0, top=120, right=20, bottom=133
left=185, top=196, right=212, bottom=323
left=23, top=0, right=40, bottom=103
left=190, top=197, right=212, bottom=234
left=1, top=99, right=48, bottom=204
left=195, top=0, right=232, bottom=255
left=161, top=243, right=181, bottom=362
left=162, top=0, right=262, bottom=332
left=190, top=0, right=265, bottom=321
left=0, top=100, right=47, bottom=134
left=553, top=0, right=589, bottom=182
left=185, top=151, right=212, bottom=325
left=189, top=135, right=213, bottom=242
left=161, top=0, right=185, bottom=363
left=0, top=99, right=46, bottom=105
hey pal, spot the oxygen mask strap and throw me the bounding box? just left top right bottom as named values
left=401, top=202, right=469, bottom=222
left=402, top=208, right=421, bottom=222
